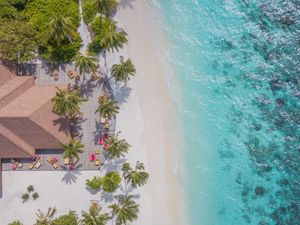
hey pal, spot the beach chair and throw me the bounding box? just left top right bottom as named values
left=95, top=149, right=100, bottom=154
left=99, top=137, right=104, bottom=145
left=11, top=164, right=17, bottom=170
left=53, top=163, right=58, bottom=169
left=64, top=158, right=70, bottom=165
left=34, top=154, right=40, bottom=160
left=47, top=156, right=53, bottom=164
left=90, top=154, right=95, bottom=162
left=18, top=163, right=23, bottom=168
left=104, top=122, right=110, bottom=129
left=100, top=117, right=106, bottom=124
left=104, top=143, right=108, bottom=150
left=28, top=163, right=34, bottom=170
left=35, top=161, right=41, bottom=169
left=95, top=159, right=100, bottom=166
left=90, top=200, right=99, bottom=208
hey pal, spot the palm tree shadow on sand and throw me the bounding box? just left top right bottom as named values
left=119, top=0, right=136, bottom=9
left=112, top=83, right=132, bottom=105
left=61, top=166, right=82, bottom=184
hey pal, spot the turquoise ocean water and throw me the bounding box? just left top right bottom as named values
left=154, top=0, right=300, bottom=225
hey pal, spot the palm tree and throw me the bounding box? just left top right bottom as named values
left=101, top=171, right=121, bottom=193
left=62, top=139, right=84, bottom=162
left=52, top=84, right=86, bottom=118
left=93, top=0, right=118, bottom=28
left=96, top=97, right=119, bottom=119
left=74, top=52, right=98, bottom=76
left=81, top=205, right=111, bottom=225
left=109, top=195, right=139, bottom=225
left=100, top=23, right=128, bottom=53
left=110, top=57, right=136, bottom=83
left=8, top=221, right=23, bottom=225
left=122, top=161, right=149, bottom=189
left=48, top=14, right=77, bottom=42
left=35, top=207, right=56, bottom=225
left=104, top=132, right=130, bottom=159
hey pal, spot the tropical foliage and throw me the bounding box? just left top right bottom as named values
left=35, top=207, right=57, bottom=225
left=122, top=161, right=149, bottom=189
left=101, top=171, right=121, bottom=193
left=62, top=139, right=84, bottom=162
left=104, top=133, right=130, bottom=159
left=81, top=205, right=111, bottom=225
left=8, top=221, right=23, bottom=225
left=111, top=58, right=136, bottom=83
left=52, top=85, right=85, bottom=118
left=86, top=176, right=102, bottom=191
left=94, top=0, right=118, bottom=18
left=96, top=97, right=119, bottom=119
left=50, top=211, right=79, bottom=225
left=74, top=53, right=98, bottom=76
left=109, top=196, right=139, bottom=225
left=82, top=0, right=97, bottom=24
left=0, top=0, right=81, bottom=63
left=100, top=23, right=128, bottom=53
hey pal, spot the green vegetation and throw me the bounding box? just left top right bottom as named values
left=8, top=220, right=23, bottom=225
left=109, top=195, right=139, bottom=225
left=50, top=211, right=79, bottom=225
left=0, top=0, right=81, bottom=63
left=74, top=53, right=98, bottom=76
left=21, top=193, right=29, bottom=202
left=96, top=97, right=119, bottom=119
left=122, top=161, right=149, bottom=189
left=27, top=185, right=34, bottom=193
left=86, top=176, right=102, bottom=191
left=81, top=205, right=111, bottom=225
left=33, top=192, right=39, bottom=200
left=52, top=85, right=86, bottom=118
left=111, top=58, right=136, bottom=83
left=62, top=139, right=84, bottom=162
left=101, top=171, right=121, bottom=193
left=82, top=0, right=97, bottom=24
left=35, top=207, right=56, bottom=225
left=104, top=133, right=130, bottom=160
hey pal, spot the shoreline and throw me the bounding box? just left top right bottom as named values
left=113, top=1, right=186, bottom=224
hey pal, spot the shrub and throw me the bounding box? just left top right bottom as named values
left=8, top=220, right=23, bottom=225
left=21, top=193, right=29, bottom=202
left=27, top=185, right=34, bottom=193
left=86, top=176, right=102, bottom=191
left=50, top=211, right=79, bottom=225
left=32, top=192, right=39, bottom=200
left=101, top=171, right=121, bottom=193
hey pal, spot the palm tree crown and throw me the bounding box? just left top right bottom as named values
left=81, top=205, right=111, bottom=225
left=48, top=14, right=77, bottom=42
left=104, top=133, right=130, bottom=159
left=109, top=195, right=139, bottom=225
left=35, top=207, right=57, bottom=225
left=111, top=57, right=136, bottom=83
left=101, top=171, right=121, bottom=193
left=94, top=0, right=118, bottom=17
left=62, top=139, right=84, bottom=162
left=122, top=161, right=149, bottom=189
left=96, top=97, right=119, bottom=119
left=74, top=52, right=98, bottom=76
left=100, top=23, right=127, bottom=52
left=52, top=85, right=85, bottom=118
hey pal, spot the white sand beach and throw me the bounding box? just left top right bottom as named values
left=0, top=1, right=183, bottom=224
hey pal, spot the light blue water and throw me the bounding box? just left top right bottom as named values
left=155, top=0, right=300, bottom=225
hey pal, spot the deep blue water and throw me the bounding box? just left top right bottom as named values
left=155, top=0, right=300, bottom=225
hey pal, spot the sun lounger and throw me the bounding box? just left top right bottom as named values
left=95, top=159, right=100, bottom=166
left=99, top=138, right=104, bottom=145
left=90, top=154, right=95, bottom=162
left=104, top=143, right=108, bottom=150
left=53, top=163, right=58, bottom=169
left=47, top=157, right=53, bottom=164
left=28, top=163, right=34, bottom=170
left=18, top=163, right=23, bottom=168
left=100, top=117, right=106, bottom=124
left=95, top=149, right=100, bottom=154
left=64, top=158, right=70, bottom=165
left=34, top=154, right=40, bottom=160
left=11, top=164, right=17, bottom=170
left=104, top=122, right=110, bottom=129
left=35, top=161, right=41, bottom=169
